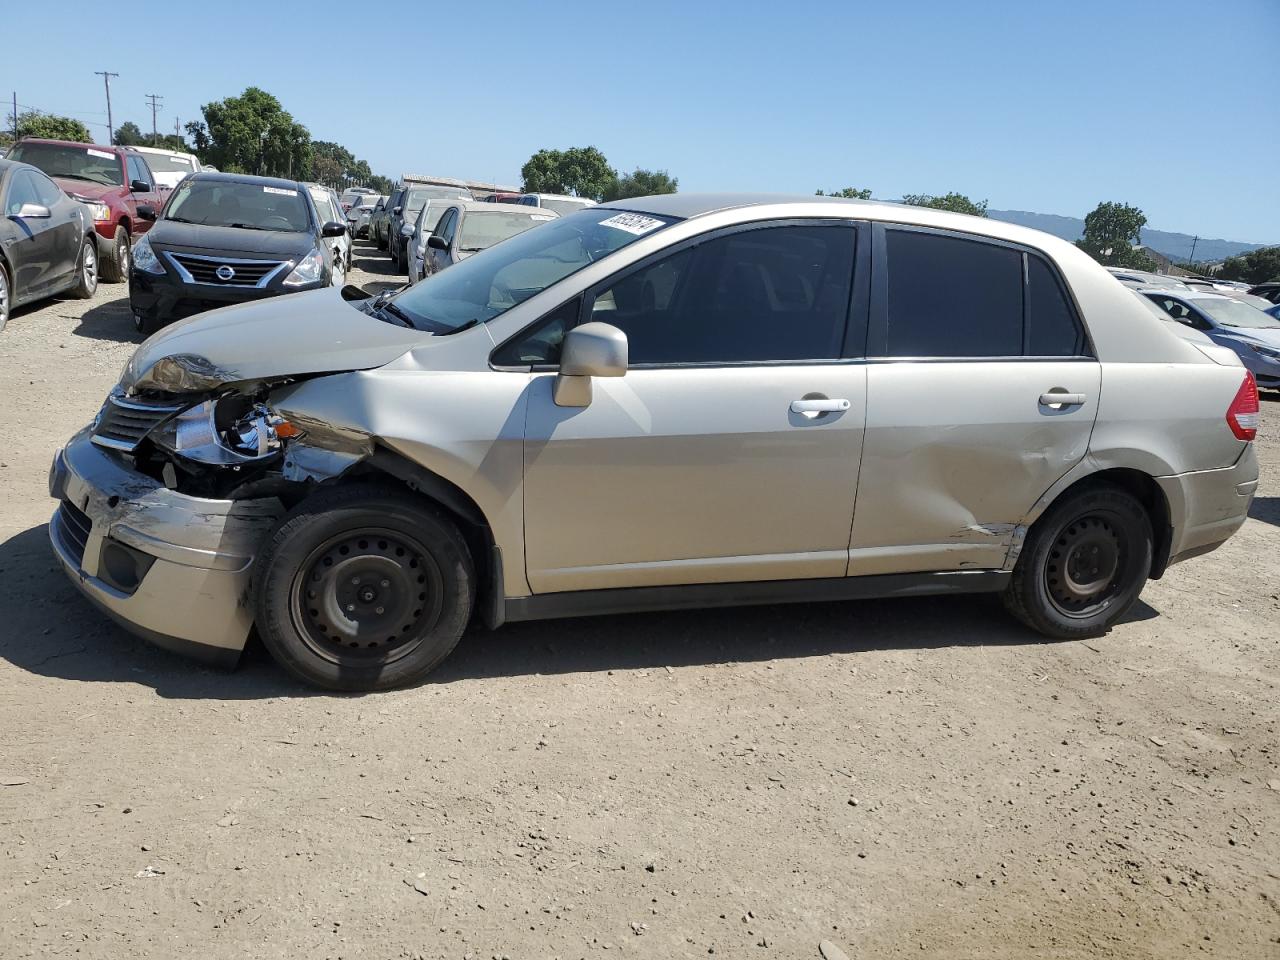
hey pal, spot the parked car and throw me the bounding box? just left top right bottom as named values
left=370, top=187, right=403, bottom=249
left=1248, top=282, right=1280, bottom=304
left=339, top=186, right=378, bottom=212
left=518, top=193, right=597, bottom=216
left=345, top=194, right=383, bottom=238
left=0, top=158, right=98, bottom=330
left=127, top=172, right=347, bottom=333
left=1141, top=288, right=1280, bottom=392
left=131, top=145, right=202, bottom=191
left=388, top=185, right=475, bottom=271
left=420, top=200, right=557, bottom=279
left=48, top=195, right=1259, bottom=691
left=6, top=139, right=164, bottom=282
left=1266, top=303, right=1280, bottom=321
left=1104, top=266, right=1186, bottom=290
left=404, top=199, right=453, bottom=285
left=306, top=183, right=351, bottom=275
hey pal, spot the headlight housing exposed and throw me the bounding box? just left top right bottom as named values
left=132, top=235, right=165, bottom=275
left=283, top=247, right=325, bottom=287
left=149, top=397, right=302, bottom=464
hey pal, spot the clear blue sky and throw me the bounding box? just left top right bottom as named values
left=4, top=0, right=1277, bottom=241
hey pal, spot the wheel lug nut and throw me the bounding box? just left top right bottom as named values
left=351, top=577, right=360, bottom=585
left=380, top=580, right=389, bottom=588
left=346, top=603, right=355, bottom=612
left=375, top=606, right=384, bottom=614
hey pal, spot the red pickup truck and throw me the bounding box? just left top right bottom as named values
left=5, top=139, right=166, bottom=282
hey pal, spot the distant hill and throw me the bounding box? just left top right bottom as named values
left=987, top=210, right=1271, bottom=263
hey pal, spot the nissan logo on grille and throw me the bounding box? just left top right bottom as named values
left=215, top=265, right=236, bottom=281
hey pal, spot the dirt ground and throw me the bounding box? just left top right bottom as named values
left=1, top=240, right=1277, bottom=960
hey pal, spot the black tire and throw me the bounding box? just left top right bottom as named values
left=254, top=484, right=475, bottom=691
left=101, top=227, right=130, bottom=283
left=132, top=310, right=159, bottom=336
left=0, top=260, right=10, bottom=332
left=70, top=237, right=98, bottom=299
left=376, top=227, right=387, bottom=250
left=1003, top=484, right=1152, bottom=640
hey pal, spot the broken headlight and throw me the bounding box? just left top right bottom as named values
left=149, top=398, right=302, bottom=465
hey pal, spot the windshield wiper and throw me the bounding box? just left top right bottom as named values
left=459, top=245, right=487, bottom=252
left=226, top=222, right=271, bottom=231
left=377, top=301, right=415, bottom=328
left=443, top=318, right=483, bottom=335
left=166, top=216, right=201, bottom=224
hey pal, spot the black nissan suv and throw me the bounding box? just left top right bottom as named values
left=128, top=172, right=347, bottom=334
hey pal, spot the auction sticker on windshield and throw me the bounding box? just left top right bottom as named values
left=599, top=213, right=664, bottom=236
left=264, top=187, right=297, bottom=196
left=87, top=148, right=114, bottom=160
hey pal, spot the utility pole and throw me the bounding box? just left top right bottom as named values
left=1188, top=235, right=1199, bottom=268
left=11, top=91, right=17, bottom=143
left=94, top=71, right=119, bottom=144
left=145, top=93, right=163, bottom=145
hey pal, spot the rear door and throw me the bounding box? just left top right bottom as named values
left=3, top=170, right=63, bottom=296
left=521, top=219, right=870, bottom=593
left=848, top=225, right=1099, bottom=575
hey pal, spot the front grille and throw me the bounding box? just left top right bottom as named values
left=168, top=252, right=285, bottom=287
left=55, top=500, right=92, bottom=565
left=91, top=393, right=184, bottom=452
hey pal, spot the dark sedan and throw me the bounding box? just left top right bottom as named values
left=129, top=172, right=347, bottom=333
left=0, top=158, right=98, bottom=330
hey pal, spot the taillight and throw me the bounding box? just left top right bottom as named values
left=1226, top=372, right=1259, bottom=441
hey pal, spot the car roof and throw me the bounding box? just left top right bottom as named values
left=132, top=145, right=197, bottom=159
left=186, top=171, right=305, bottom=191
left=1136, top=287, right=1234, bottom=301
left=457, top=199, right=560, bottom=215
left=527, top=192, right=594, bottom=202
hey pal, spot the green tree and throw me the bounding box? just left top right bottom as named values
left=1217, top=247, right=1280, bottom=285
left=902, top=192, right=988, bottom=216
left=187, top=88, right=311, bottom=178
left=603, top=168, right=678, bottom=201
left=1076, top=201, right=1155, bottom=269
left=521, top=146, right=616, bottom=200
left=8, top=110, right=92, bottom=143
left=114, top=121, right=146, bottom=145
left=815, top=187, right=872, bottom=199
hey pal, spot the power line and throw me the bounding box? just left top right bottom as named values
left=94, top=71, right=119, bottom=145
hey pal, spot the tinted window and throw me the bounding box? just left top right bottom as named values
left=588, top=224, right=855, bottom=365
left=127, top=156, right=150, bottom=186
left=5, top=170, right=40, bottom=214
left=436, top=208, right=458, bottom=245
left=29, top=171, right=63, bottom=207
left=885, top=230, right=1022, bottom=357
left=1027, top=255, right=1085, bottom=355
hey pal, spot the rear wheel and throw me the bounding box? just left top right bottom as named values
left=1003, top=484, right=1152, bottom=639
left=101, top=227, right=130, bottom=282
left=0, top=261, right=10, bottom=331
left=71, top=237, right=98, bottom=299
left=254, top=484, right=475, bottom=691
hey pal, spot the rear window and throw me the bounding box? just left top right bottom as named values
left=140, top=153, right=196, bottom=174
left=459, top=210, right=554, bottom=251
left=9, top=142, right=123, bottom=187
left=1027, top=255, right=1085, bottom=355
left=885, top=230, right=1023, bottom=357
left=165, top=179, right=312, bottom=232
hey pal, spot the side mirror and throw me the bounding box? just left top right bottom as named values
left=12, top=202, right=51, bottom=219
left=321, top=220, right=347, bottom=238
left=137, top=204, right=157, bottom=222
left=130, top=179, right=151, bottom=193
left=554, top=322, right=628, bottom=407
left=400, top=223, right=415, bottom=238
left=426, top=234, right=448, bottom=251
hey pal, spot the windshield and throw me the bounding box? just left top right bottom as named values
left=539, top=197, right=593, bottom=216
left=1199, top=298, right=1280, bottom=329
left=140, top=152, right=196, bottom=174
left=166, top=179, right=312, bottom=232
left=388, top=208, right=674, bottom=332
left=9, top=142, right=123, bottom=186
left=460, top=210, right=555, bottom=251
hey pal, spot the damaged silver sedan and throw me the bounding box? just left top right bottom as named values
left=49, top=196, right=1260, bottom=690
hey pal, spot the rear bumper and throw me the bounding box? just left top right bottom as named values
left=1159, top=444, right=1259, bottom=567
left=47, top=429, right=283, bottom=665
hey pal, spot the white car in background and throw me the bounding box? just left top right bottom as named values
left=131, top=145, right=202, bottom=191
left=306, top=183, right=351, bottom=278
left=518, top=193, right=597, bottom=216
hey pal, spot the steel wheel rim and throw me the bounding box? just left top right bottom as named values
left=288, top=527, right=444, bottom=665
left=1045, top=513, right=1125, bottom=618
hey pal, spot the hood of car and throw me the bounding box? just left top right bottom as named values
left=53, top=179, right=119, bottom=201
left=120, top=288, right=425, bottom=394
left=147, top=219, right=317, bottom=257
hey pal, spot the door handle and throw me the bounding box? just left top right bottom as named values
left=1039, top=391, right=1086, bottom=407
left=791, top=398, right=851, bottom=414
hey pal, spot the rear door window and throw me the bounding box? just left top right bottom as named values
left=1026, top=255, right=1086, bottom=355
left=884, top=229, right=1023, bottom=357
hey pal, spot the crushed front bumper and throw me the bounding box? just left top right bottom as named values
left=48, top=428, right=283, bottom=666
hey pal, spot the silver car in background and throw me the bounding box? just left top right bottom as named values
left=48, top=195, right=1259, bottom=691
left=405, top=199, right=450, bottom=285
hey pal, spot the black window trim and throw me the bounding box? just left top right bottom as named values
left=868, top=222, right=1096, bottom=362
left=490, top=217, right=872, bottom=373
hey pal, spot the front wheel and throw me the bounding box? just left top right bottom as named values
left=101, top=228, right=130, bottom=283
left=1003, top=484, right=1152, bottom=640
left=254, top=484, right=475, bottom=691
